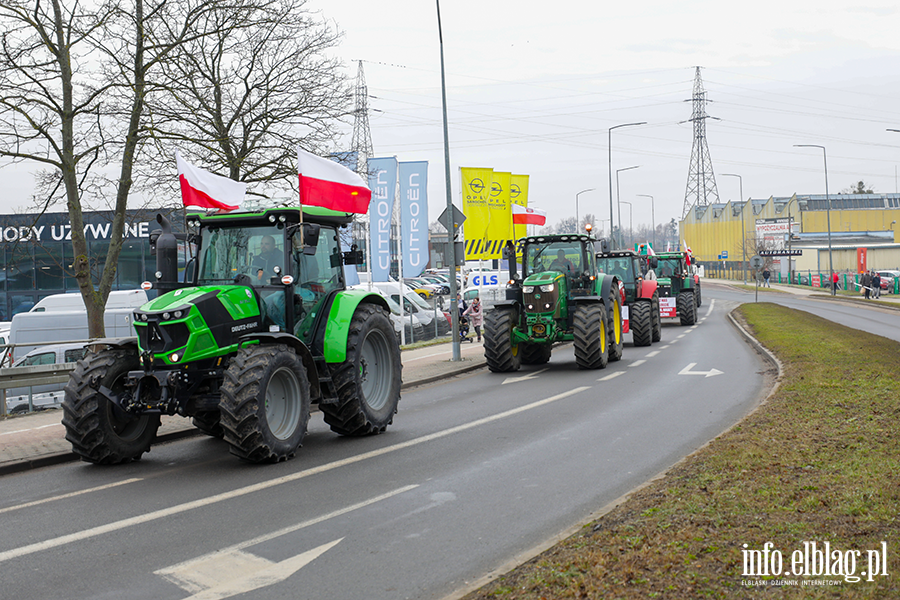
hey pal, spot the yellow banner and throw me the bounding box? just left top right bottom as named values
left=510, top=174, right=529, bottom=241
left=485, top=171, right=512, bottom=259
left=461, top=167, right=493, bottom=260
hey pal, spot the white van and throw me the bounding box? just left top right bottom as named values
left=5, top=342, right=88, bottom=414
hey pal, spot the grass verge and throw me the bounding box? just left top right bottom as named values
left=464, top=303, right=899, bottom=599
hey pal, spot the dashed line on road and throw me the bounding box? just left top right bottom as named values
left=598, top=371, right=624, bottom=382
left=645, top=350, right=660, bottom=358
left=0, top=479, right=143, bottom=515
left=629, top=360, right=646, bottom=367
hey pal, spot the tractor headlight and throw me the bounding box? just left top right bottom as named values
left=523, top=286, right=534, bottom=293
left=170, top=353, right=180, bottom=363
left=162, top=312, right=171, bottom=321
left=540, top=284, right=554, bottom=292
left=173, top=310, right=184, bottom=319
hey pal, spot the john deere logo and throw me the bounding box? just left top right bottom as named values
left=490, top=182, right=503, bottom=197
left=468, top=178, right=485, bottom=195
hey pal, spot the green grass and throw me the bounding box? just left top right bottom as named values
left=464, top=303, right=900, bottom=599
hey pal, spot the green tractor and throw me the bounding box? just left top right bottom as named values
left=483, top=232, right=624, bottom=372
left=62, top=206, right=402, bottom=464
left=595, top=249, right=661, bottom=346
left=653, top=251, right=702, bottom=326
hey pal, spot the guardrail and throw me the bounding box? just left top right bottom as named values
left=0, top=362, right=77, bottom=417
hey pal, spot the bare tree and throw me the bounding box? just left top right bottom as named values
left=146, top=0, right=350, bottom=196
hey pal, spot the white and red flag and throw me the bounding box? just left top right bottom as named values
left=298, top=147, right=371, bottom=213
left=511, top=203, right=546, bottom=226
left=176, top=151, right=245, bottom=211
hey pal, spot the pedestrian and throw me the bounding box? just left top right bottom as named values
left=861, top=270, right=872, bottom=299
left=872, top=271, right=881, bottom=299
left=463, top=297, right=484, bottom=342
left=832, top=271, right=840, bottom=291
left=456, top=292, right=467, bottom=320
left=762, top=268, right=771, bottom=287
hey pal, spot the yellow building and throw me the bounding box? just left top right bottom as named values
left=680, top=194, right=900, bottom=280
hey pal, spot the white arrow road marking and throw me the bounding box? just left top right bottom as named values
left=502, top=368, right=549, bottom=385
left=678, top=363, right=723, bottom=378
left=157, top=538, right=342, bottom=600
left=598, top=371, right=624, bottom=382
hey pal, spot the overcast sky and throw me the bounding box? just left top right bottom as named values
left=310, top=0, right=900, bottom=236
left=6, top=0, right=900, bottom=238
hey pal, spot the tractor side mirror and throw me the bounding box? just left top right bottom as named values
left=649, top=256, right=658, bottom=269
left=598, top=238, right=610, bottom=254
left=342, top=244, right=365, bottom=265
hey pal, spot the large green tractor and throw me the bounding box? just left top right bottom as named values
left=483, top=232, right=623, bottom=372
left=62, top=207, right=402, bottom=464
left=654, top=251, right=702, bottom=326
left=595, top=249, right=661, bottom=346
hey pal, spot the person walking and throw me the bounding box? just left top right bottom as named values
left=463, top=296, right=484, bottom=342
left=861, top=270, right=872, bottom=299
left=872, top=271, right=881, bottom=299
left=832, top=271, right=840, bottom=291
left=762, top=268, right=771, bottom=288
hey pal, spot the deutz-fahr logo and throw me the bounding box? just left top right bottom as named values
left=231, top=321, right=258, bottom=333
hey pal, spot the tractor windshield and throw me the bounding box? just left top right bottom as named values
left=655, top=257, right=683, bottom=279
left=597, top=257, right=635, bottom=284
left=197, top=225, right=284, bottom=286
left=524, top=242, right=583, bottom=277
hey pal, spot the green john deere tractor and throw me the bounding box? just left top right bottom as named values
left=62, top=207, right=402, bottom=464
left=654, top=251, right=702, bottom=326
left=483, top=232, right=623, bottom=372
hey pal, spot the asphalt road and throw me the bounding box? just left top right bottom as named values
left=0, top=293, right=768, bottom=600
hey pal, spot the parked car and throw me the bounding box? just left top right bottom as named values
left=876, top=270, right=900, bottom=292
left=5, top=342, right=88, bottom=414
left=417, top=274, right=450, bottom=295
left=403, top=278, right=439, bottom=299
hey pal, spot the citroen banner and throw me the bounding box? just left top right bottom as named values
left=399, top=161, right=428, bottom=278
left=368, top=157, right=398, bottom=282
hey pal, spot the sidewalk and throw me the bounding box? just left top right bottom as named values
left=0, top=339, right=487, bottom=475
left=706, top=278, right=900, bottom=306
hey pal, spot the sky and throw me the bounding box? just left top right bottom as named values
left=305, top=0, right=900, bottom=237
left=6, top=0, right=900, bottom=239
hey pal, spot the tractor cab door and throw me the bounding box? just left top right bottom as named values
left=289, top=226, right=343, bottom=343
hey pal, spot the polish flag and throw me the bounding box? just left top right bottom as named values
left=298, top=147, right=371, bottom=213
left=176, top=151, right=245, bottom=211
left=512, top=203, right=546, bottom=226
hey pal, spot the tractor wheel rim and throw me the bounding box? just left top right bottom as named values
left=266, top=366, right=302, bottom=440
left=360, top=328, right=392, bottom=411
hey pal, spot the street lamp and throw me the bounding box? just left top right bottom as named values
left=794, top=144, right=834, bottom=296
left=608, top=122, right=646, bottom=248
left=575, top=188, right=595, bottom=232
left=721, top=173, right=745, bottom=284
left=636, top=194, right=655, bottom=250
left=616, top=165, right=640, bottom=248
left=621, top=200, right=633, bottom=248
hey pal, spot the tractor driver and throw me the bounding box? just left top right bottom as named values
left=549, top=249, right=576, bottom=274
left=253, top=235, right=282, bottom=283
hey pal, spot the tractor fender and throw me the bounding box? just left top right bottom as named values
left=237, top=332, right=322, bottom=401
left=323, top=289, right=390, bottom=364
left=88, top=337, right=139, bottom=352
left=598, top=274, right=622, bottom=308
left=638, top=278, right=659, bottom=300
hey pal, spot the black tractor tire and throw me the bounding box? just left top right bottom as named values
left=192, top=411, right=224, bottom=438
left=573, top=303, right=609, bottom=370
left=520, top=342, right=551, bottom=365
left=607, top=291, right=624, bottom=362
left=677, top=291, right=697, bottom=326
left=651, top=293, right=662, bottom=343
left=630, top=300, right=653, bottom=347
left=220, top=344, right=311, bottom=463
left=320, top=303, right=402, bottom=436
left=484, top=306, right=522, bottom=372
left=695, top=284, right=702, bottom=308
left=62, top=347, right=160, bottom=465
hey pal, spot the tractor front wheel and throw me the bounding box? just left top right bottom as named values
left=607, top=291, right=624, bottom=361
left=573, top=303, right=609, bottom=370
left=630, top=300, right=652, bottom=347
left=321, top=304, right=402, bottom=436
left=220, top=344, right=310, bottom=463
left=484, top=307, right=521, bottom=372
left=62, top=347, right=160, bottom=464
left=677, top=291, right=697, bottom=326
left=651, top=292, right=662, bottom=343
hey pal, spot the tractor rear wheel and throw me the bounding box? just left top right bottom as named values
left=677, top=291, right=697, bottom=326
left=630, top=300, right=652, bottom=347
left=651, top=293, right=662, bottom=343
left=695, top=284, right=702, bottom=307
left=484, top=307, right=521, bottom=372
left=62, top=347, right=160, bottom=464
left=573, top=303, right=608, bottom=370
left=220, top=344, right=310, bottom=463
left=607, top=291, right=624, bottom=361
left=520, top=342, right=551, bottom=365
left=321, top=303, right=402, bottom=436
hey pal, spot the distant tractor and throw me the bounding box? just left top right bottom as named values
left=483, top=230, right=624, bottom=372
left=596, top=248, right=661, bottom=346
left=653, top=251, right=702, bottom=326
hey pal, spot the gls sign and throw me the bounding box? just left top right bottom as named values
left=470, top=273, right=500, bottom=286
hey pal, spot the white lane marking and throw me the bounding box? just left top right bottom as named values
left=0, top=387, right=589, bottom=564
left=629, top=360, right=646, bottom=367
left=0, top=423, right=63, bottom=437
left=676, top=334, right=685, bottom=339
left=706, top=298, right=715, bottom=317
left=598, top=371, right=624, bottom=382
left=0, top=479, right=143, bottom=515
left=403, top=351, right=450, bottom=362
left=678, top=363, right=723, bottom=378
left=645, top=350, right=660, bottom=358
left=502, top=368, right=549, bottom=385
left=160, top=538, right=343, bottom=600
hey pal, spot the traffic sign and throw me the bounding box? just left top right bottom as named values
left=749, top=255, right=764, bottom=270
left=721, top=250, right=728, bottom=259
left=437, top=204, right=466, bottom=239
